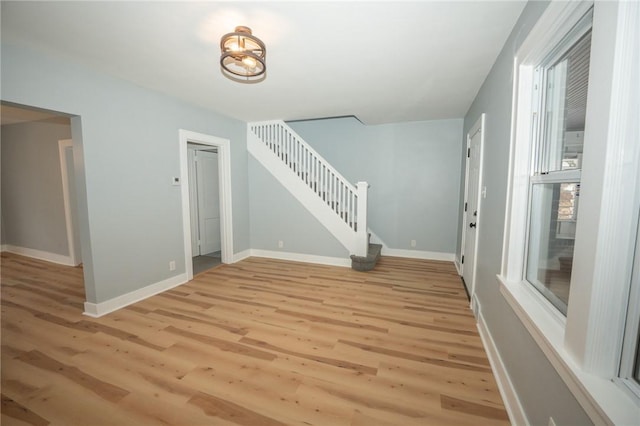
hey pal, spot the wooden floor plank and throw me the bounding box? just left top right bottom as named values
left=1, top=252, right=509, bottom=425
left=1, top=394, right=49, bottom=426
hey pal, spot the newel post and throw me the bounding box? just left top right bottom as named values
left=356, top=181, right=369, bottom=257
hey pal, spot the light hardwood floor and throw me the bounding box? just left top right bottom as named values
left=1, top=252, right=509, bottom=426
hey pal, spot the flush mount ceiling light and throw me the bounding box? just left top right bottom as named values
left=220, top=26, right=266, bottom=83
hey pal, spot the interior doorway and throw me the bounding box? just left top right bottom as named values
left=460, top=113, right=485, bottom=314
left=188, top=144, right=221, bottom=275
left=1, top=102, right=88, bottom=307
left=179, top=129, right=233, bottom=281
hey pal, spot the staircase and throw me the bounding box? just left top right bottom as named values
left=350, top=233, right=382, bottom=272
left=247, top=120, right=381, bottom=270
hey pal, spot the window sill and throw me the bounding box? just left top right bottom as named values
left=497, top=274, right=640, bottom=425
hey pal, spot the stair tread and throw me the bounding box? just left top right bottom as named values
left=350, top=243, right=382, bottom=263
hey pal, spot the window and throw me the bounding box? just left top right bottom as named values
left=499, top=1, right=640, bottom=424
left=526, top=181, right=579, bottom=313
left=619, top=222, right=640, bottom=398
left=525, top=14, right=591, bottom=316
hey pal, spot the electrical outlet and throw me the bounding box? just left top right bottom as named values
left=410, top=239, right=417, bottom=248
left=169, top=260, right=176, bottom=271
left=278, top=240, right=284, bottom=249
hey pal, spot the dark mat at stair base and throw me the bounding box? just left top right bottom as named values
left=350, top=243, right=382, bottom=271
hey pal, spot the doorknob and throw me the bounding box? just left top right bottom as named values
left=469, top=222, right=477, bottom=228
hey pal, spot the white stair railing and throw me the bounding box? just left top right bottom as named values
left=248, top=120, right=369, bottom=256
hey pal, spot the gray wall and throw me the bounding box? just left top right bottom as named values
left=1, top=43, right=251, bottom=304
left=288, top=117, right=463, bottom=254
left=1, top=120, right=71, bottom=255
left=249, top=156, right=349, bottom=257
left=458, top=1, right=592, bottom=424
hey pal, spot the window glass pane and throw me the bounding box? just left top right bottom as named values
left=633, top=326, right=640, bottom=383
left=542, top=31, right=591, bottom=172
left=526, top=182, right=579, bottom=314
left=621, top=214, right=640, bottom=389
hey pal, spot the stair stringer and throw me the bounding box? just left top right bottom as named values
left=248, top=130, right=360, bottom=255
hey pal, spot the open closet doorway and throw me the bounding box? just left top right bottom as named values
left=179, top=129, right=234, bottom=281
left=188, top=143, right=221, bottom=275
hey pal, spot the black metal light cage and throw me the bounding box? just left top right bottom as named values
left=220, top=26, right=266, bottom=80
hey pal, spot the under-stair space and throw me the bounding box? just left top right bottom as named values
left=247, top=120, right=382, bottom=271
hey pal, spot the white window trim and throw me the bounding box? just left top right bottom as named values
left=618, top=219, right=640, bottom=400
left=530, top=170, right=581, bottom=184
left=499, top=1, right=640, bottom=424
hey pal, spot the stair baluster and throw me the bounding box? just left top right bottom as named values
left=248, top=120, right=372, bottom=260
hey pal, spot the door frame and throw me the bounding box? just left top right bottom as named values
left=460, top=113, right=485, bottom=304
left=179, top=130, right=233, bottom=280
left=58, top=139, right=82, bottom=266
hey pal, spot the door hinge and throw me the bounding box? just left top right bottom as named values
left=461, top=255, right=464, bottom=264
left=464, top=202, right=467, bottom=212
left=467, top=148, right=470, bottom=158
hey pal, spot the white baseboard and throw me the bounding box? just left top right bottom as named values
left=368, top=230, right=455, bottom=262
left=470, top=294, right=479, bottom=319
left=249, top=249, right=351, bottom=268
left=454, top=257, right=462, bottom=275
left=83, top=273, right=188, bottom=318
left=1, top=244, right=8, bottom=252
left=233, top=247, right=453, bottom=267
left=382, top=248, right=455, bottom=262
left=232, top=248, right=252, bottom=263
left=2, top=244, right=75, bottom=266
left=477, top=305, right=528, bottom=426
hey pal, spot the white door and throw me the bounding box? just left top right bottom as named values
left=462, top=115, right=484, bottom=299
left=187, top=148, right=200, bottom=255
left=196, top=150, right=221, bottom=255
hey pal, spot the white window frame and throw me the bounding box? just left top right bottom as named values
left=523, top=12, right=590, bottom=315
left=499, top=1, right=640, bottom=424
left=618, top=220, right=640, bottom=400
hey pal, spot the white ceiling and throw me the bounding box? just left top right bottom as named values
left=1, top=1, right=526, bottom=125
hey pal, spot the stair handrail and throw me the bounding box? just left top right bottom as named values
left=249, top=119, right=369, bottom=256
left=250, top=120, right=360, bottom=230
left=249, top=120, right=357, bottom=195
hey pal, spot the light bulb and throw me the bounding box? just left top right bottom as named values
left=242, top=56, right=257, bottom=69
